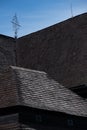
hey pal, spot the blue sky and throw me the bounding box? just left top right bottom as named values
left=0, top=0, right=87, bottom=37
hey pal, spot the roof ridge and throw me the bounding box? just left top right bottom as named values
left=11, top=66, right=46, bottom=74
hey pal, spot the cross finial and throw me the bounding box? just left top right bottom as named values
left=11, top=13, right=21, bottom=39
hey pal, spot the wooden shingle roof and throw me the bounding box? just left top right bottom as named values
left=17, top=13, right=87, bottom=88
left=0, top=66, right=87, bottom=117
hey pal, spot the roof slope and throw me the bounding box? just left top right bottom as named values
left=0, top=34, right=16, bottom=72
left=0, top=66, right=87, bottom=117
left=0, top=68, right=19, bottom=108
left=17, top=13, right=87, bottom=88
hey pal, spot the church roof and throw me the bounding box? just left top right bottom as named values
left=17, top=13, right=87, bottom=88
left=0, top=66, right=87, bottom=117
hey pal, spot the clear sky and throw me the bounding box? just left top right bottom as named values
left=0, top=0, right=87, bottom=37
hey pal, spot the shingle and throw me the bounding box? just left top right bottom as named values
left=17, top=13, right=87, bottom=88
left=0, top=66, right=87, bottom=117
left=0, top=68, right=19, bottom=108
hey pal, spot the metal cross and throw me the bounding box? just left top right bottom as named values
left=11, top=13, right=21, bottom=39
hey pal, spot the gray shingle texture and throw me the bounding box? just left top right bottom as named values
left=0, top=66, right=87, bottom=117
